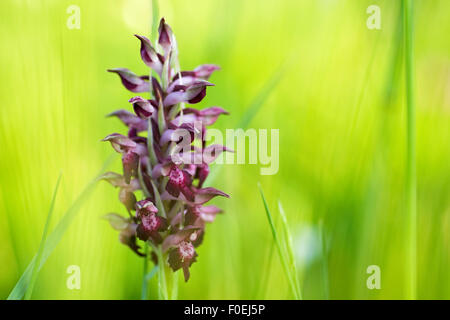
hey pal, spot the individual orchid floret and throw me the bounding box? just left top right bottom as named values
left=168, top=241, right=197, bottom=282
left=101, top=133, right=146, bottom=183
left=135, top=199, right=168, bottom=244
left=164, top=164, right=195, bottom=202
left=134, top=34, right=164, bottom=75
left=129, top=96, right=156, bottom=119
left=163, top=227, right=199, bottom=281
left=107, top=68, right=150, bottom=93
left=163, top=80, right=214, bottom=107
left=182, top=107, right=229, bottom=126
left=107, top=110, right=148, bottom=134
left=172, top=64, right=220, bottom=85
left=185, top=205, right=222, bottom=225
left=158, top=18, right=174, bottom=57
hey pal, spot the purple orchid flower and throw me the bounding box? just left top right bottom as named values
left=102, top=18, right=230, bottom=283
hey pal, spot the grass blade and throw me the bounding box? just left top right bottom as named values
left=237, top=65, right=287, bottom=129
left=318, top=220, right=329, bottom=300
left=141, top=262, right=158, bottom=300
left=7, top=155, right=115, bottom=300
left=23, top=173, right=62, bottom=300
left=278, top=201, right=302, bottom=299
left=258, top=184, right=299, bottom=300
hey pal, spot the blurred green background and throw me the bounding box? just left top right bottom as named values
left=1, top=0, right=449, bottom=299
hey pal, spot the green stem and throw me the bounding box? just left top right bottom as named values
left=258, top=185, right=299, bottom=300
left=147, top=118, right=158, bottom=167
left=403, top=0, right=417, bottom=300
left=156, top=247, right=168, bottom=300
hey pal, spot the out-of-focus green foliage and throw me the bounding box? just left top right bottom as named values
left=0, top=0, right=449, bottom=299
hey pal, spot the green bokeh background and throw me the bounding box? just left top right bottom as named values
left=1, top=0, right=449, bottom=299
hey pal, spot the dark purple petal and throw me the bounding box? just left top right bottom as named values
left=163, top=81, right=214, bottom=107
left=160, top=123, right=195, bottom=146
left=107, top=110, right=148, bottom=132
left=129, top=96, right=155, bottom=119
left=122, top=150, right=139, bottom=183
left=196, top=106, right=229, bottom=126
left=136, top=199, right=158, bottom=216
left=102, top=133, right=137, bottom=153
left=166, top=165, right=195, bottom=202
left=202, top=144, right=233, bottom=164
left=193, top=64, right=220, bottom=79
left=194, top=187, right=230, bottom=204
left=152, top=77, right=164, bottom=102
left=107, top=68, right=150, bottom=93
left=197, top=163, right=209, bottom=187
left=188, top=87, right=207, bottom=104
left=162, top=227, right=199, bottom=252
left=158, top=18, right=173, bottom=56
left=134, top=34, right=163, bottom=74
left=136, top=211, right=168, bottom=244
left=167, top=241, right=198, bottom=282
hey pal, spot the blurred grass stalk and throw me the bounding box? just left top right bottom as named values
left=7, top=155, right=115, bottom=300
left=258, top=184, right=302, bottom=300
left=24, top=174, right=62, bottom=300
left=403, top=0, right=417, bottom=300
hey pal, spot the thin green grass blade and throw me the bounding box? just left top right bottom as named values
left=237, top=65, right=287, bottom=129
left=7, top=155, right=115, bottom=300
left=141, top=263, right=158, bottom=300
left=278, top=201, right=302, bottom=299
left=319, top=220, right=329, bottom=300
left=145, top=265, right=159, bottom=281
left=23, top=173, right=62, bottom=300
left=258, top=184, right=299, bottom=300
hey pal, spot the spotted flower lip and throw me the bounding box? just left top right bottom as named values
left=168, top=241, right=197, bottom=282
left=135, top=199, right=158, bottom=214
left=135, top=199, right=168, bottom=243
left=103, top=18, right=230, bottom=283
left=165, top=164, right=195, bottom=202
